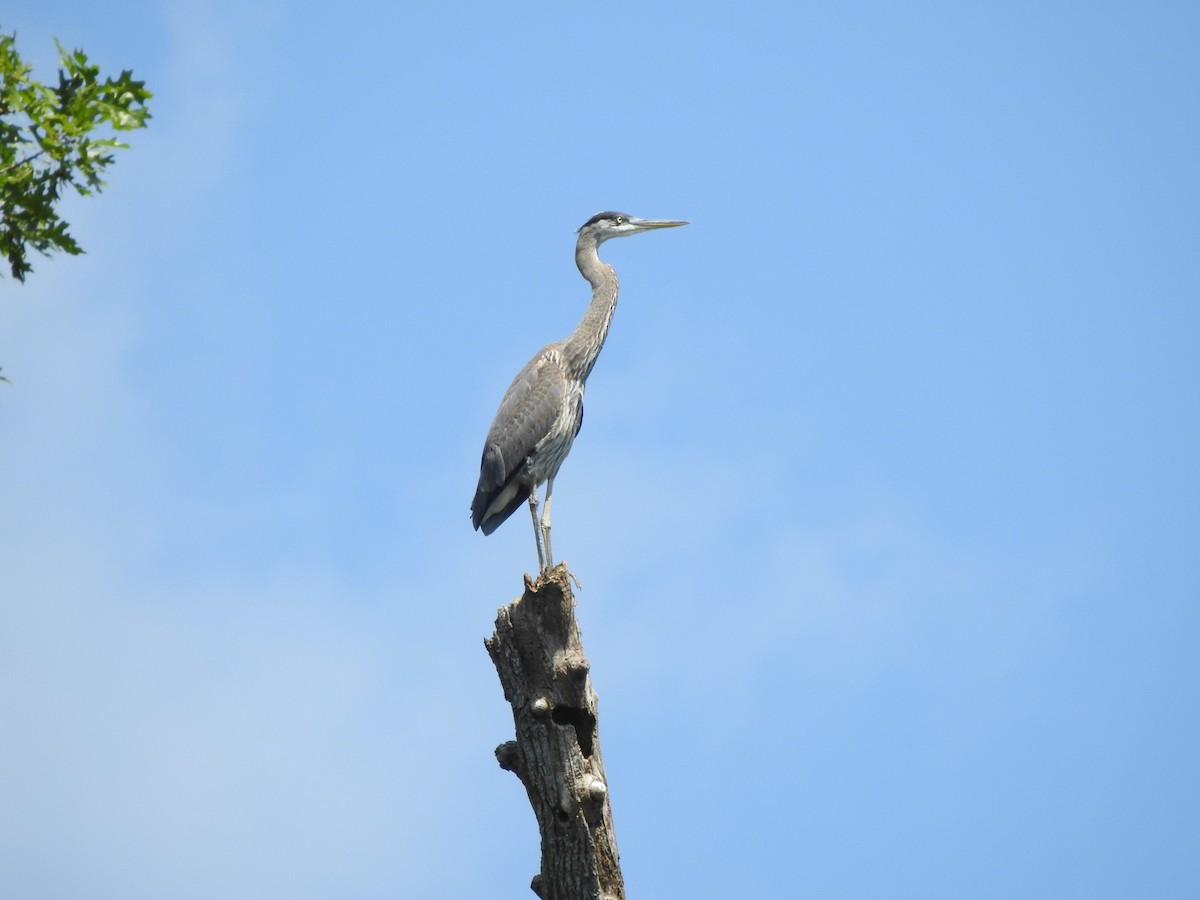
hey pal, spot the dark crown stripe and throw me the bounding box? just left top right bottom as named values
left=579, top=211, right=629, bottom=230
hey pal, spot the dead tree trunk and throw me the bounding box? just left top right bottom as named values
left=484, top=563, right=624, bottom=900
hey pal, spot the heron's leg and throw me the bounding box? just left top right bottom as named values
left=527, top=488, right=547, bottom=572
left=541, top=477, right=555, bottom=568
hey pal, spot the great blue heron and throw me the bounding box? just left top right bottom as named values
left=471, top=211, right=687, bottom=571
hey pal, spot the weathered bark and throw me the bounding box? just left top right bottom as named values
left=484, top=563, right=623, bottom=900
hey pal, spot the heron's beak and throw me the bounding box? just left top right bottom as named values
left=630, top=217, right=689, bottom=231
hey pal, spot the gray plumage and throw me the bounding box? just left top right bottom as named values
left=471, top=211, right=687, bottom=571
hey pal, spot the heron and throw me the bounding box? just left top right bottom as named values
left=471, top=211, right=688, bottom=572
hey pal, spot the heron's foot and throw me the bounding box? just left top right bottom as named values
left=533, top=561, right=581, bottom=590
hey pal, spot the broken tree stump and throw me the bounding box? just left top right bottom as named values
left=484, top=563, right=624, bottom=900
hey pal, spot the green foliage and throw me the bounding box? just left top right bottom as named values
left=0, top=30, right=151, bottom=281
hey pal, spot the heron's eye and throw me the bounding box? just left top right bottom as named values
left=615, top=216, right=625, bottom=225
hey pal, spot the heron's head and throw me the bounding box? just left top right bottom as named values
left=578, top=211, right=688, bottom=245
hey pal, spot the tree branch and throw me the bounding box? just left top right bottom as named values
left=0, top=148, right=47, bottom=175
left=485, top=564, right=624, bottom=900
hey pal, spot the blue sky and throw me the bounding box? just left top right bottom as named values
left=2, top=2, right=1198, bottom=897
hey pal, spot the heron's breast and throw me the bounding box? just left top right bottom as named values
left=525, top=382, right=585, bottom=481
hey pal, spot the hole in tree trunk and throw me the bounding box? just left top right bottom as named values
left=551, top=705, right=595, bottom=758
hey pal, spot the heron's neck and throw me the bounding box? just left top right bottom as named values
left=564, top=236, right=619, bottom=383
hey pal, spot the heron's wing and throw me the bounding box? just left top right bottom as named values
left=471, top=343, right=568, bottom=532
